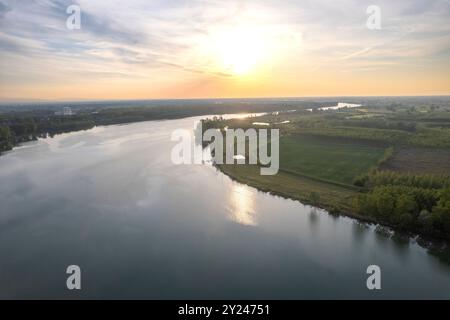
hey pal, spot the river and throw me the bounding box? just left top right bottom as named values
left=0, top=115, right=449, bottom=299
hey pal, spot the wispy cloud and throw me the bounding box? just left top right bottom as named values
left=0, top=0, right=449, bottom=99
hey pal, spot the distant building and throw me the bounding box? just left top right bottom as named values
left=55, top=107, right=74, bottom=116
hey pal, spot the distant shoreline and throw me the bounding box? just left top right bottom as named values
left=2, top=95, right=450, bottom=106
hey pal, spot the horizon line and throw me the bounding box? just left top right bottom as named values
left=2, top=94, right=450, bottom=105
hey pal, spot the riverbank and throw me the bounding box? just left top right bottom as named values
left=217, top=163, right=373, bottom=220
left=215, top=162, right=450, bottom=242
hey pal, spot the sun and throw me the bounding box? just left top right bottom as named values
left=208, top=25, right=268, bottom=77
left=219, top=28, right=265, bottom=76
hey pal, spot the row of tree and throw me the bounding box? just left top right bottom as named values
left=354, top=170, right=450, bottom=190
left=0, top=116, right=96, bottom=154
left=0, top=125, right=13, bottom=152
left=353, top=171, right=450, bottom=238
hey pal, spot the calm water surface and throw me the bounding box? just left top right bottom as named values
left=0, top=115, right=449, bottom=299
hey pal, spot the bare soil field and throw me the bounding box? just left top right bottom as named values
left=381, top=147, right=450, bottom=175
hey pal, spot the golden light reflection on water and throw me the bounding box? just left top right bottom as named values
left=229, top=184, right=257, bottom=226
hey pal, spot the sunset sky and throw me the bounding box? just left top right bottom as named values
left=0, top=0, right=450, bottom=101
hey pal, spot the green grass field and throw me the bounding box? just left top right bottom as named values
left=217, top=134, right=389, bottom=216
left=280, top=135, right=387, bottom=186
